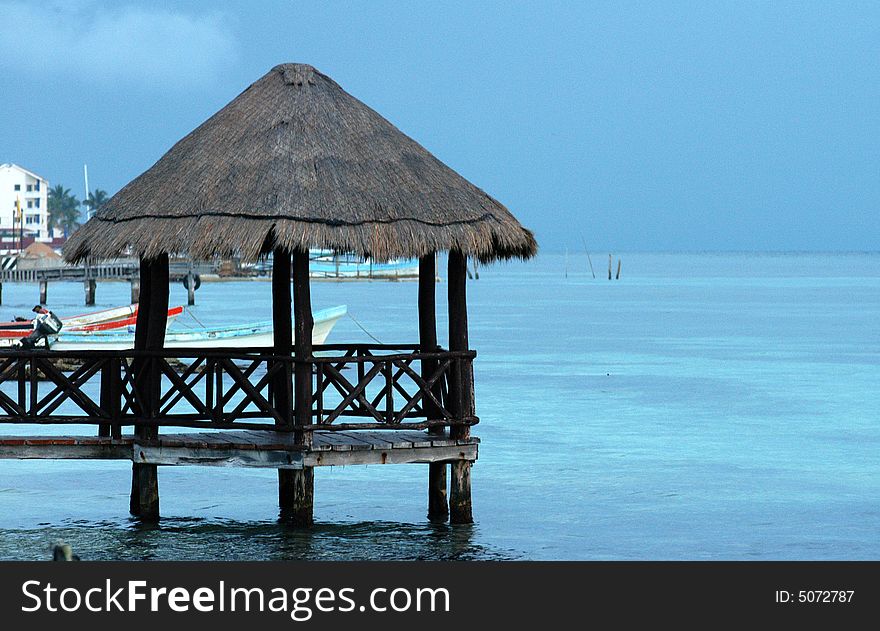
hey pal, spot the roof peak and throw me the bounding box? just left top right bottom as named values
left=271, top=63, right=319, bottom=86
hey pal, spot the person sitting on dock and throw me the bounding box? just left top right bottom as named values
left=18, top=305, right=63, bottom=349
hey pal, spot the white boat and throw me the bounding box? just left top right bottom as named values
left=0, top=304, right=184, bottom=347
left=308, top=250, right=419, bottom=279
left=49, top=305, right=347, bottom=351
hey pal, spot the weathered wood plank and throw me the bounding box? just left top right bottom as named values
left=0, top=443, right=131, bottom=460
left=305, top=443, right=477, bottom=467
left=134, top=444, right=304, bottom=469
left=349, top=430, right=402, bottom=449
left=0, top=432, right=479, bottom=468
left=313, top=432, right=354, bottom=451
left=333, top=430, right=382, bottom=450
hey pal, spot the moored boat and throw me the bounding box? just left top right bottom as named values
left=49, top=305, right=347, bottom=350
left=0, top=305, right=185, bottom=347
left=308, top=250, right=418, bottom=279
left=0, top=303, right=138, bottom=333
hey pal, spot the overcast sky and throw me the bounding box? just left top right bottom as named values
left=1, top=1, right=877, bottom=251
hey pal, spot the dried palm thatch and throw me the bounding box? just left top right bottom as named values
left=64, top=63, right=537, bottom=264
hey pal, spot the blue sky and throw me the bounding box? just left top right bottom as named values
left=1, top=1, right=877, bottom=251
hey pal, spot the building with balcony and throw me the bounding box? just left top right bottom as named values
left=0, top=163, right=51, bottom=250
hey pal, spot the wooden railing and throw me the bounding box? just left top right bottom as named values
left=0, top=345, right=477, bottom=436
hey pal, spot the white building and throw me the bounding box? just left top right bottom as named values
left=0, top=163, right=51, bottom=249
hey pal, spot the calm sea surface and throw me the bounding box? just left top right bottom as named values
left=0, top=252, right=878, bottom=560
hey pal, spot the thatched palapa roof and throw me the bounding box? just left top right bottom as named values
left=64, top=63, right=537, bottom=264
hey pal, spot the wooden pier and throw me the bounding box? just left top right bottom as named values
left=0, top=261, right=211, bottom=306
left=2, top=62, right=538, bottom=531
left=0, top=330, right=479, bottom=524
left=0, top=430, right=478, bottom=468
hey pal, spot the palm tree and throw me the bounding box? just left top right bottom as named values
left=83, top=189, right=109, bottom=219
left=48, top=184, right=82, bottom=237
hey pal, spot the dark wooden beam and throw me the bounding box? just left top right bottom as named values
left=272, top=248, right=292, bottom=427
left=447, top=249, right=474, bottom=524
left=146, top=254, right=170, bottom=347
left=277, top=248, right=314, bottom=526
left=292, top=249, right=314, bottom=442
left=84, top=278, right=96, bottom=306
left=129, top=254, right=167, bottom=521
left=130, top=256, right=153, bottom=518
left=420, top=254, right=448, bottom=522
left=146, top=253, right=170, bottom=420
left=133, top=257, right=152, bottom=352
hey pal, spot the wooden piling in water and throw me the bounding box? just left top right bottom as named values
left=274, top=249, right=315, bottom=526
left=130, top=464, right=159, bottom=520
left=286, top=250, right=315, bottom=525
left=84, top=279, right=96, bottom=305
left=273, top=248, right=296, bottom=520
left=608, top=254, right=613, bottom=280
left=186, top=271, right=196, bottom=306
left=420, top=254, right=448, bottom=522
left=39, top=280, right=48, bottom=304
left=279, top=466, right=313, bottom=524
left=448, top=250, right=474, bottom=524
left=0, top=281, right=4, bottom=306
left=129, top=255, right=168, bottom=521
left=616, top=258, right=621, bottom=280
left=130, top=277, right=140, bottom=304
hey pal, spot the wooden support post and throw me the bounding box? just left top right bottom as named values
left=130, top=464, right=158, bottom=521
left=274, top=249, right=313, bottom=525
left=129, top=254, right=168, bottom=522
left=99, top=362, right=112, bottom=438
left=109, top=357, right=122, bottom=439
left=133, top=258, right=152, bottom=353
left=186, top=270, right=195, bottom=306
left=277, top=249, right=315, bottom=526
left=39, top=280, right=47, bottom=304
left=616, top=258, right=622, bottom=280
left=420, top=254, right=448, bottom=521
left=84, top=278, right=96, bottom=305
left=292, top=249, right=313, bottom=445
left=146, top=254, right=170, bottom=396
left=608, top=254, right=613, bottom=280
left=0, top=280, right=3, bottom=306
left=271, top=249, right=292, bottom=427
left=130, top=277, right=140, bottom=304
left=447, top=250, right=474, bottom=524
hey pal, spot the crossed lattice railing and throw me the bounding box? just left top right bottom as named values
left=0, top=345, right=477, bottom=435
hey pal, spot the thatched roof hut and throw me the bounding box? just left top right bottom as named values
left=63, top=63, right=536, bottom=264
left=59, top=64, right=530, bottom=525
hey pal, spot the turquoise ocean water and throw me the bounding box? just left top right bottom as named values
left=0, top=252, right=877, bottom=560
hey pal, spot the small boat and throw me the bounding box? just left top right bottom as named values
left=308, top=250, right=419, bottom=279
left=49, top=305, right=347, bottom=351
left=0, top=305, right=185, bottom=347
left=0, top=304, right=136, bottom=333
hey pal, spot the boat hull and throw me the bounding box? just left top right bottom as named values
left=49, top=305, right=346, bottom=351
left=309, top=250, right=418, bottom=279
left=0, top=306, right=184, bottom=347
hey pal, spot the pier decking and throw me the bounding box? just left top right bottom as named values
left=0, top=338, right=478, bottom=523
left=0, top=430, right=479, bottom=468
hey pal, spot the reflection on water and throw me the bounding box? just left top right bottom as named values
left=0, top=517, right=512, bottom=561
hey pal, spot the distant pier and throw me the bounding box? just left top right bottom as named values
left=0, top=261, right=210, bottom=306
